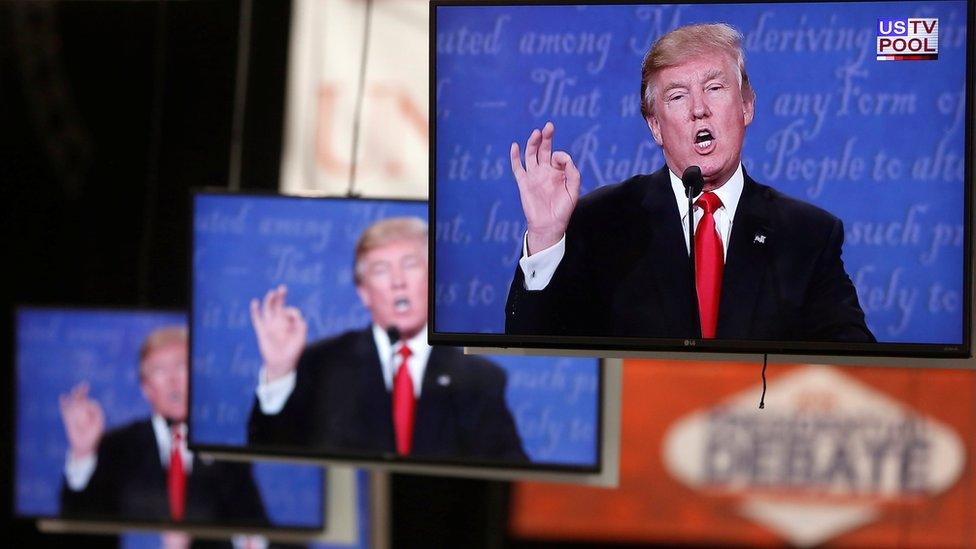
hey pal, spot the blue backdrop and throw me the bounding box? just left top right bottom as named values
left=191, top=194, right=599, bottom=467
left=433, top=1, right=968, bottom=345
left=14, top=308, right=324, bottom=529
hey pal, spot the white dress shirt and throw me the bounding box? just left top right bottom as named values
left=64, top=414, right=192, bottom=491
left=669, top=163, right=743, bottom=259
left=519, top=164, right=745, bottom=289
left=255, top=324, right=433, bottom=415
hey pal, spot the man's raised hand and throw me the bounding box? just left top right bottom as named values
left=510, top=121, right=581, bottom=255
left=250, top=285, right=308, bottom=383
left=59, top=382, right=105, bottom=460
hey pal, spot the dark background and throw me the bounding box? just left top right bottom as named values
left=1, top=2, right=521, bottom=547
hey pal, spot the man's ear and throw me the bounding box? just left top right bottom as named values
left=646, top=115, right=664, bottom=146
left=743, top=93, right=755, bottom=127
left=355, top=284, right=370, bottom=308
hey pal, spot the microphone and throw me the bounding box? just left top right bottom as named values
left=384, top=325, right=404, bottom=460
left=386, top=326, right=401, bottom=346
left=681, top=165, right=704, bottom=198
left=682, top=165, right=704, bottom=337
left=387, top=326, right=404, bottom=388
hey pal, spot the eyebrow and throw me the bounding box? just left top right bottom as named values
left=662, top=81, right=687, bottom=94
left=703, top=68, right=726, bottom=83
left=661, top=68, right=729, bottom=94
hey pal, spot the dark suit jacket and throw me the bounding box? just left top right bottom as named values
left=506, top=166, right=874, bottom=342
left=60, top=419, right=268, bottom=526
left=248, top=328, right=528, bottom=462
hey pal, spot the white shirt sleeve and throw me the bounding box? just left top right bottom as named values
left=63, top=452, right=97, bottom=491
left=255, top=368, right=297, bottom=415
left=518, top=232, right=566, bottom=291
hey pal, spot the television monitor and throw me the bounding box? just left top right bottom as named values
left=430, top=0, right=973, bottom=359
left=190, top=192, right=619, bottom=484
left=107, top=468, right=373, bottom=549
left=14, top=307, right=326, bottom=537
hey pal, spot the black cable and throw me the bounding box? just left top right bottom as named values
left=227, top=0, right=254, bottom=191
left=688, top=184, right=697, bottom=328
left=758, top=353, right=768, bottom=409
left=346, top=0, right=375, bottom=198
left=137, top=0, right=168, bottom=307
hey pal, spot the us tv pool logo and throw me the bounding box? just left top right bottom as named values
left=877, top=18, right=939, bottom=60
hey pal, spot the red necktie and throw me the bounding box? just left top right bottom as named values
left=168, top=428, right=186, bottom=521
left=392, top=344, right=415, bottom=455
left=695, top=192, right=724, bottom=339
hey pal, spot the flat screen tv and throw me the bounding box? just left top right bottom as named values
left=190, top=192, right=618, bottom=484
left=104, top=469, right=373, bottom=548
left=13, top=307, right=326, bottom=536
left=429, top=0, right=973, bottom=359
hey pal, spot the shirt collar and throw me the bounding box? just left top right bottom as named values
left=371, top=323, right=432, bottom=396
left=668, top=163, right=744, bottom=222
left=371, top=323, right=430, bottom=358
left=151, top=413, right=179, bottom=444
left=150, top=413, right=192, bottom=469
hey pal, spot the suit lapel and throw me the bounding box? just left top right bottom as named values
left=640, top=168, right=699, bottom=336
left=355, top=330, right=396, bottom=452
left=138, top=420, right=171, bottom=518
left=717, top=175, right=773, bottom=338
left=411, top=346, right=456, bottom=455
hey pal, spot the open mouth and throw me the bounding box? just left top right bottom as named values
left=695, top=129, right=714, bottom=150
left=393, top=297, right=411, bottom=313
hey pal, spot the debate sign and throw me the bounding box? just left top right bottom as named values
left=510, top=360, right=975, bottom=547
left=663, top=366, right=966, bottom=546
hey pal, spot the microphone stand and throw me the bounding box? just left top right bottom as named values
left=682, top=166, right=704, bottom=337
left=688, top=183, right=696, bottom=293
left=385, top=326, right=402, bottom=459
left=387, top=326, right=402, bottom=376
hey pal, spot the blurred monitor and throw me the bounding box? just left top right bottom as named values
left=430, top=0, right=972, bottom=360
left=190, top=193, right=618, bottom=484
left=14, top=307, right=325, bottom=537
left=114, top=469, right=374, bottom=549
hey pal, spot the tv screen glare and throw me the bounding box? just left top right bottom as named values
left=190, top=193, right=603, bottom=476
left=430, top=0, right=972, bottom=358
left=14, top=308, right=325, bottom=532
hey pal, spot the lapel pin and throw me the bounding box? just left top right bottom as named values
left=753, top=233, right=767, bottom=245
left=437, top=375, right=451, bottom=386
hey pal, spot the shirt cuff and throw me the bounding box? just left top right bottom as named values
left=256, top=368, right=296, bottom=415
left=519, top=232, right=566, bottom=291
left=64, top=452, right=97, bottom=491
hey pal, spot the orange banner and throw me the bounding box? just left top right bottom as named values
left=510, top=360, right=976, bottom=547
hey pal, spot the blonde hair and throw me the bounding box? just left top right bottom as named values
left=138, top=326, right=187, bottom=380
left=640, top=23, right=755, bottom=119
left=354, top=217, right=428, bottom=284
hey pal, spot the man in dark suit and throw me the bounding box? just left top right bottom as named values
left=59, top=327, right=268, bottom=527
left=247, top=217, right=527, bottom=461
left=505, top=23, right=873, bottom=342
